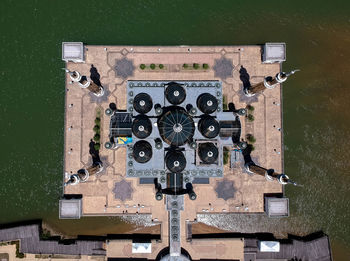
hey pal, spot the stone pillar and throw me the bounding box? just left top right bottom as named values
left=245, top=69, right=299, bottom=96
left=64, top=69, right=104, bottom=97
left=245, top=163, right=291, bottom=185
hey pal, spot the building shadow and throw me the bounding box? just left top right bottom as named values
left=89, top=139, right=101, bottom=165
left=90, top=64, right=102, bottom=86
left=242, top=144, right=254, bottom=165
left=239, top=65, right=251, bottom=88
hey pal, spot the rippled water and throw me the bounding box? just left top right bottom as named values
left=1, top=0, right=349, bottom=259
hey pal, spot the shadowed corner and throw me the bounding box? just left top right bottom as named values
left=239, top=65, right=251, bottom=89
left=90, top=64, right=102, bottom=87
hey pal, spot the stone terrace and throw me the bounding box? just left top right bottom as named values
left=63, top=46, right=283, bottom=260
left=64, top=45, right=282, bottom=217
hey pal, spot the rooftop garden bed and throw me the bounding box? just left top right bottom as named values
left=182, top=63, right=210, bottom=70
left=139, top=63, right=166, bottom=70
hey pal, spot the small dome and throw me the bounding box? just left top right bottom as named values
left=133, top=93, right=153, bottom=114
left=165, top=150, right=186, bottom=173
left=132, top=115, right=152, bottom=139
left=133, top=140, right=152, bottom=163
left=165, top=82, right=186, bottom=105
left=198, top=116, right=220, bottom=138
left=197, top=93, right=218, bottom=114
left=198, top=142, right=219, bottom=164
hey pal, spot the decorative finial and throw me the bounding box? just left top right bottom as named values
left=286, top=69, right=300, bottom=77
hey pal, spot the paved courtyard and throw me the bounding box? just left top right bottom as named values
left=63, top=45, right=283, bottom=260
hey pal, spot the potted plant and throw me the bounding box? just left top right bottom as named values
left=150, top=63, right=156, bottom=70
left=140, top=64, right=146, bottom=70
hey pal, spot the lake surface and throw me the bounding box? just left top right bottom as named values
left=1, top=0, right=349, bottom=259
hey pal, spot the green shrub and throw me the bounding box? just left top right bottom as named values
left=40, top=229, right=51, bottom=240
left=11, top=241, right=24, bottom=258
left=246, top=134, right=256, bottom=143
left=183, top=63, right=188, bottom=69
left=159, top=64, right=164, bottom=69
left=94, top=143, right=101, bottom=151
left=222, top=95, right=228, bottom=111
left=223, top=147, right=229, bottom=165
left=94, top=117, right=101, bottom=125
left=203, top=63, right=209, bottom=69
left=193, top=63, right=200, bottom=69
left=93, top=133, right=100, bottom=142
left=150, top=63, right=156, bottom=70
left=140, top=64, right=146, bottom=70
left=247, top=105, right=255, bottom=112
left=96, top=109, right=101, bottom=117
left=93, top=125, right=100, bottom=132
left=247, top=114, right=254, bottom=122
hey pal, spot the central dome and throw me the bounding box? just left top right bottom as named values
left=158, top=109, right=195, bottom=146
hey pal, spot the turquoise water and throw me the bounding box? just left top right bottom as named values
left=1, top=0, right=349, bottom=259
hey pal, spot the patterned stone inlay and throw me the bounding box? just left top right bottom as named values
left=115, top=57, right=135, bottom=79
left=215, top=179, right=236, bottom=201
left=113, top=179, right=134, bottom=201
left=213, top=57, right=234, bottom=80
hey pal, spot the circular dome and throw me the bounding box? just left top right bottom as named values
left=198, top=116, right=220, bottom=138
left=158, top=109, right=195, bottom=146
left=198, top=142, right=218, bottom=164
left=165, top=150, right=186, bottom=173
left=133, top=140, right=152, bottom=163
left=132, top=115, right=152, bottom=139
left=165, top=82, right=186, bottom=105
left=133, top=93, right=153, bottom=114
left=197, top=93, right=218, bottom=114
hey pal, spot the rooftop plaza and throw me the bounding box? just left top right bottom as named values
left=60, top=43, right=300, bottom=260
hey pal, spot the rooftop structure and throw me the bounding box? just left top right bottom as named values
left=62, top=42, right=84, bottom=63
left=59, top=199, right=82, bottom=219
left=265, top=197, right=289, bottom=217
left=61, top=43, right=299, bottom=260
left=262, top=43, right=286, bottom=63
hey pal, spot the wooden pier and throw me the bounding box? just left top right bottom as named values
left=0, top=224, right=105, bottom=256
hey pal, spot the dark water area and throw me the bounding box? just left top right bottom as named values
left=1, top=0, right=349, bottom=259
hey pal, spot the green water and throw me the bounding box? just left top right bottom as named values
left=1, top=0, right=349, bottom=259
